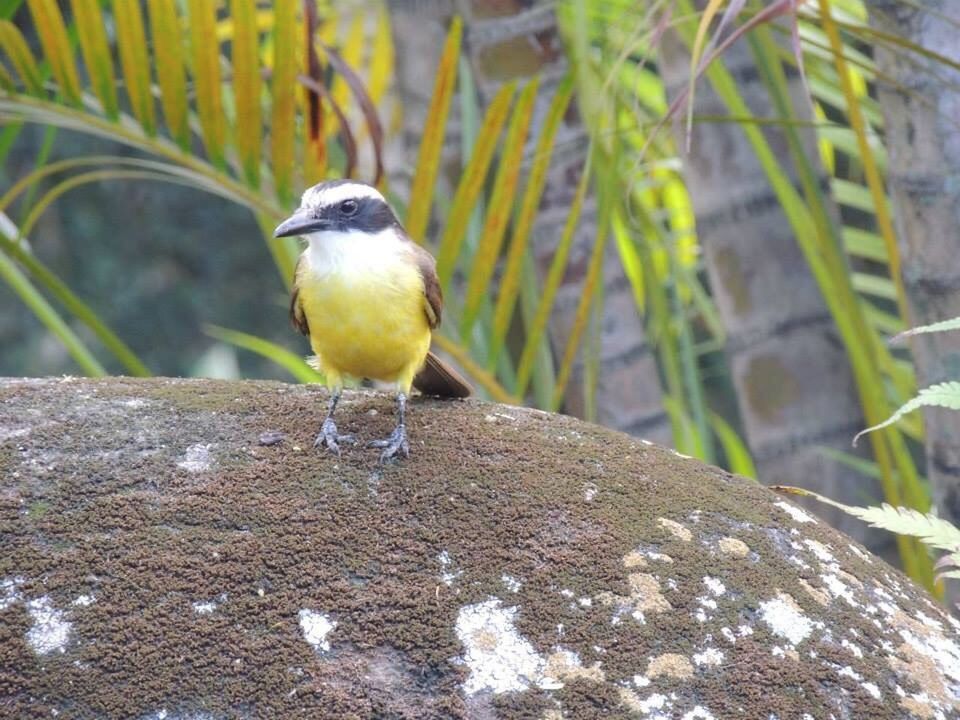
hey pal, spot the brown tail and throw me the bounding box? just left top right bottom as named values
left=413, top=350, right=472, bottom=398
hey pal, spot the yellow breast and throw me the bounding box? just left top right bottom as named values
left=297, top=230, right=431, bottom=389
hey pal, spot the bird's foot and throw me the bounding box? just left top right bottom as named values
left=314, top=418, right=356, bottom=456
left=367, top=424, right=409, bottom=463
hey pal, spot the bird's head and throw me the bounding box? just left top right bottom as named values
left=273, top=180, right=401, bottom=240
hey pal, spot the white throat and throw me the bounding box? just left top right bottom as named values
left=304, top=227, right=406, bottom=277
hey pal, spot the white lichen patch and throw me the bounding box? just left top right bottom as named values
left=774, top=501, right=816, bottom=524
left=915, top=610, right=944, bottom=632
left=848, top=543, right=873, bottom=563
left=619, top=688, right=670, bottom=718
left=177, top=443, right=214, bottom=473
left=894, top=621, right=960, bottom=701
left=298, top=609, right=336, bottom=653
left=456, top=598, right=546, bottom=695
left=437, top=551, right=463, bottom=586
left=695, top=590, right=719, bottom=624
left=501, top=574, right=521, bottom=593
left=703, top=577, right=725, bottom=597
left=692, top=647, right=724, bottom=667
left=838, top=665, right=882, bottom=701
left=26, top=596, right=71, bottom=654
left=838, top=664, right=859, bottom=680
left=841, top=638, right=864, bottom=659
left=803, top=539, right=835, bottom=563
left=683, top=707, right=716, bottom=720
left=72, top=594, right=94, bottom=607
left=619, top=687, right=667, bottom=720
left=759, top=593, right=813, bottom=646
left=1, top=576, right=25, bottom=610
left=0, top=425, right=31, bottom=441
left=192, top=600, right=217, bottom=615
left=821, top=572, right=858, bottom=608
left=636, top=691, right=668, bottom=714
left=657, top=518, right=692, bottom=542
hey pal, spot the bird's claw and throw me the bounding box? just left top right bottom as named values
left=315, top=418, right=356, bottom=456
left=367, top=424, right=409, bottom=463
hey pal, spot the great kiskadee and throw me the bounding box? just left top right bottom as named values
left=274, top=180, right=471, bottom=461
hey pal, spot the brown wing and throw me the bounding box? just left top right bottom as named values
left=406, top=243, right=471, bottom=397
left=410, top=242, right=442, bottom=329
left=289, top=255, right=309, bottom=336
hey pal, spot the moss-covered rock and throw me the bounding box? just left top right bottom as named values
left=1, top=377, right=958, bottom=719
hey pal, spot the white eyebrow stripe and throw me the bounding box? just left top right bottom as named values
left=301, top=182, right=385, bottom=209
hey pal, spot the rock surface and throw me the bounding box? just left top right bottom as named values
left=1, top=377, right=959, bottom=719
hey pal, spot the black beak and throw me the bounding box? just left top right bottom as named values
left=273, top=209, right=330, bottom=238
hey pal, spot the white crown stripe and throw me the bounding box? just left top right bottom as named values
left=301, top=182, right=385, bottom=209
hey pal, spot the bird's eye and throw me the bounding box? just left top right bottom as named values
left=340, top=199, right=359, bottom=216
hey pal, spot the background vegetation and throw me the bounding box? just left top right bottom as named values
left=2, top=0, right=959, bottom=595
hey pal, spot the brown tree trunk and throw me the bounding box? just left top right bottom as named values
left=658, top=26, right=891, bottom=555
left=870, top=1, right=960, bottom=528
left=388, top=0, right=671, bottom=443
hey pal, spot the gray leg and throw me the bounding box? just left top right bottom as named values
left=367, top=392, right=410, bottom=462
left=315, top=388, right=356, bottom=455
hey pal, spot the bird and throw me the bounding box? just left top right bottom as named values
left=274, top=179, right=471, bottom=462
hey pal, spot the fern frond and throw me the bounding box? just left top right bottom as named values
left=853, top=382, right=960, bottom=445
left=773, top=485, right=960, bottom=554
left=851, top=504, right=960, bottom=553
left=934, top=553, right=960, bottom=584
left=892, top=315, right=960, bottom=344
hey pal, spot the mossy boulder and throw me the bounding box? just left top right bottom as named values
left=1, top=377, right=958, bottom=719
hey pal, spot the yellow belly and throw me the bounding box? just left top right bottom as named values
left=298, top=261, right=431, bottom=391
